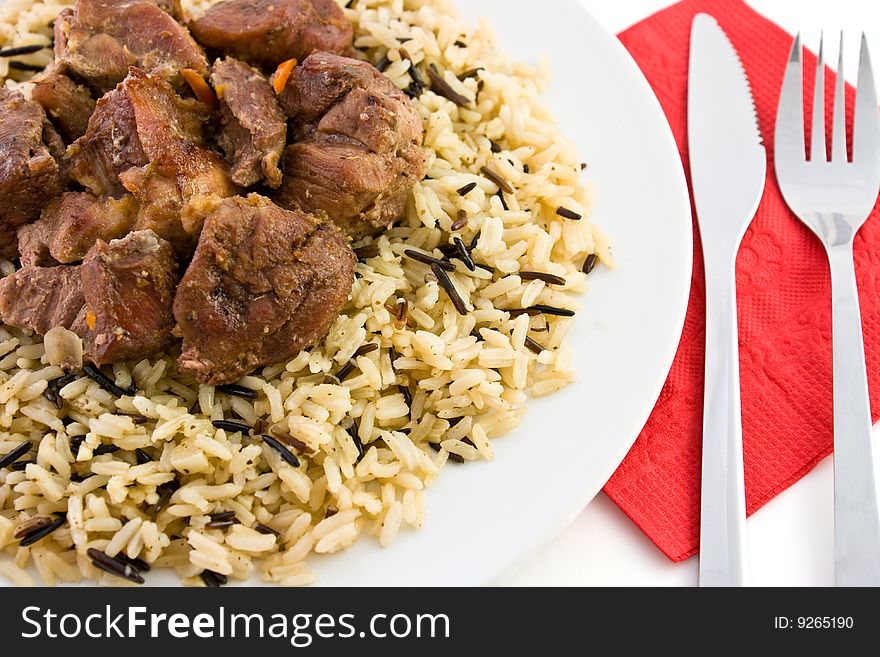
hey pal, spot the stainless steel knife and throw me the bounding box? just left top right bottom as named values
left=688, top=13, right=767, bottom=587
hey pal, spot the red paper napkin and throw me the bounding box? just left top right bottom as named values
left=602, top=0, right=880, bottom=562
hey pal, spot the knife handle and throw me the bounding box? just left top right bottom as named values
left=699, top=257, right=749, bottom=587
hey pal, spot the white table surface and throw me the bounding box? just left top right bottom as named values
left=503, top=0, right=880, bottom=587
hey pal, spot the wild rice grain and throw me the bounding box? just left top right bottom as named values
left=519, top=271, right=566, bottom=286
left=0, top=44, right=47, bottom=56
left=205, top=519, right=236, bottom=529
left=346, top=422, right=365, bottom=463
left=334, top=360, right=357, bottom=382
left=354, top=244, right=380, bottom=260
left=556, top=207, right=582, bottom=221
left=354, top=343, right=380, bottom=357
left=451, top=211, right=468, bottom=232
left=582, top=253, right=599, bottom=275
left=270, top=428, right=312, bottom=454
left=524, top=337, right=547, bottom=354
left=8, top=61, right=45, bottom=71
left=375, top=55, right=391, bottom=72
left=427, top=63, right=470, bottom=106
left=216, top=384, right=258, bottom=400
left=431, top=264, right=469, bottom=315
left=86, top=548, right=145, bottom=584
left=456, top=182, right=477, bottom=196
left=200, top=570, right=227, bottom=587
left=453, top=237, right=476, bottom=271
left=529, top=305, right=576, bottom=318
left=255, top=523, right=281, bottom=537
left=480, top=165, right=514, bottom=194
left=398, top=384, right=413, bottom=408
left=0, top=441, right=32, bottom=469
left=260, top=434, right=301, bottom=468
left=18, top=513, right=66, bottom=547
left=43, top=372, right=77, bottom=409
left=394, top=300, right=409, bottom=330
left=69, top=435, right=86, bottom=453
left=211, top=420, right=252, bottom=434
left=83, top=363, right=137, bottom=398
left=458, top=67, right=483, bottom=80
left=404, top=249, right=455, bottom=271
left=135, top=448, right=151, bottom=465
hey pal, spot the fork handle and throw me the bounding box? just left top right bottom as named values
left=828, top=241, right=880, bottom=587
left=699, top=258, right=749, bottom=587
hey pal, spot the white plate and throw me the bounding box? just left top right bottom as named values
left=308, top=0, right=693, bottom=586
left=4, top=0, right=692, bottom=588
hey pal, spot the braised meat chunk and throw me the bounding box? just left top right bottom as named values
left=70, top=68, right=236, bottom=251
left=0, top=230, right=178, bottom=365
left=121, top=144, right=237, bottom=255
left=211, top=57, right=286, bottom=188
left=189, top=0, right=352, bottom=69
left=0, top=88, right=63, bottom=258
left=56, top=0, right=208, bottom=94
left=31, top=68, right=97, bottom=142
left=17, top=193, right=137, bottom=267
left=174, top=195, right=356, bottom=385
left=0, top=266, right=85, bottom=335
left=274, top=52, right=426, bottom=240
left=70, top=68, right=208, bottom=197
left=79, top=230, right=178, bottom=363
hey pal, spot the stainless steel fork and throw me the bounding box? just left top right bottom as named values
left=775, top=33, right=880, bottom=587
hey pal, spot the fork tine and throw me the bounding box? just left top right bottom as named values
left=831, top=32, right=848, bottom=163
left=811, top=33, right=827, bottom=162
left=853, top=33, right=880, bottom=168
left=775, top=34, right=806, bottom=168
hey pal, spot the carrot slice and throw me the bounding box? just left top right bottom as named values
left=181, top=68, right=218, bottom=110
left=273, top=58, right=297, bottom=95
left=85, top=311, right=96, bottom=331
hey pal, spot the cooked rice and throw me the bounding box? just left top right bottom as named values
left=0, top=0, right=613, bottom=586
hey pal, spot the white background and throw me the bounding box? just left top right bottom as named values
left=503, top=0, right=880, bottom=587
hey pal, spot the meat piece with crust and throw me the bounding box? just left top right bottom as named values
left=70, top=68, right=236, bottom=252
left=17, top=193, right=137, bottom=267
left=56, top=0, right=208, bottom=94
left=0, top=230, right=178, bottom=365
left=79, top=230, right=179, bottom=363
left=211, top=57, right=286, bottom=188
left=70, top=67, right=209, bottom=197
left=189, top=0, right=352, bottom=69
left=274, top=52, right=426, bottom=240
left=174, top=195, right=356, bottom=384
left=0, top=266, right=86, bottom=335
left=31, top=67, right=97, bottom=142
left=0, top=88, right=63, bottom=258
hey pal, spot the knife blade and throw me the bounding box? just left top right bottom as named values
left=687, top=13, right=767, bottom=587
left=689, top=14, right=767, bottom=240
